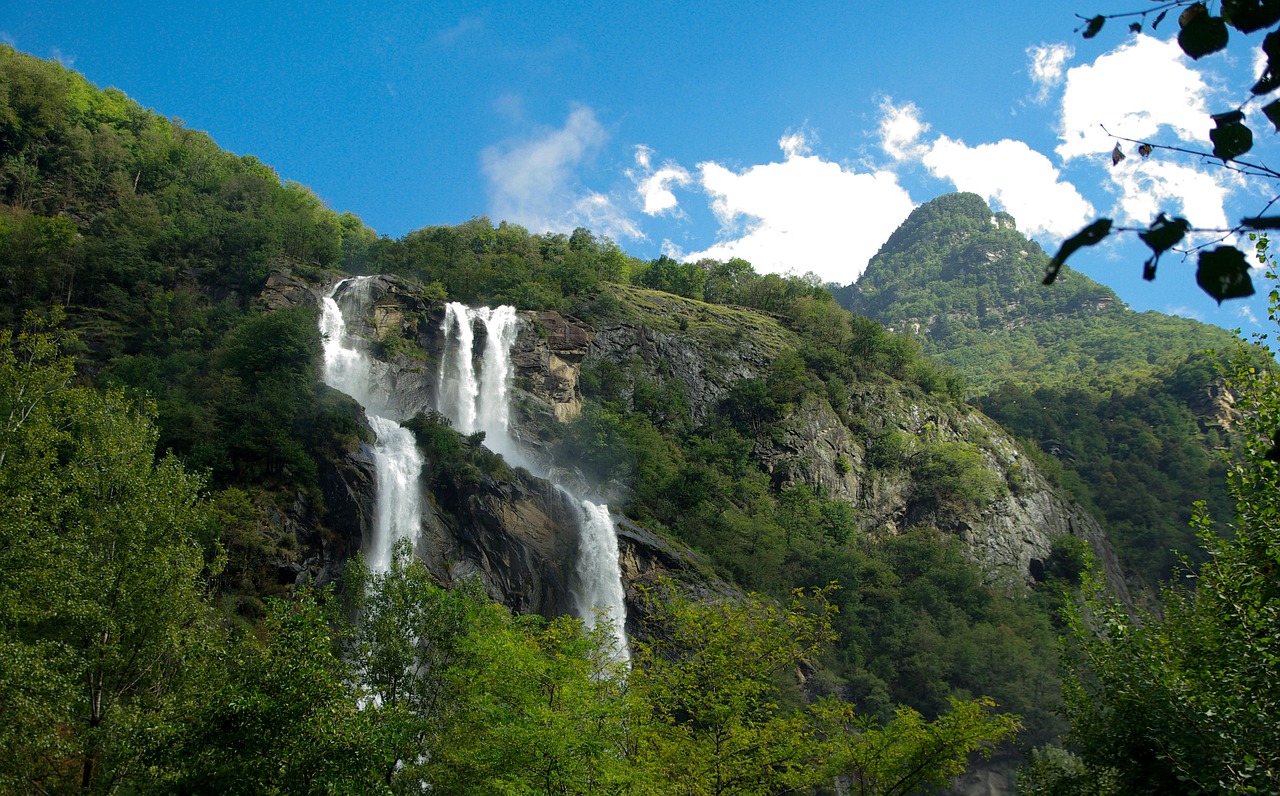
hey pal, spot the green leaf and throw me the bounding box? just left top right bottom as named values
left=1196, top=246, right=1256, bottom=303
left=1222, top=0, right=1280, bottom=33
left=1178, top=6, right=1229, bottom=59
left=1082, top=15, right=1106, bottom=38
left=1138, top=143, right=1154, bottom=157
left=1129, top=22, right=1143, bottom=33
left=1110, top=144, right=1126, bottom=166
left=1138, top=215, right=1189, bottom=281
left=1210, top=111, right=1253, bottom=160
left=1152, top=9, right=1168, bottom=29
left=1264, top=99, right=1280, bottom=131
left=1043, top=219, right=1112, bottom=285
left=1251, top=65, right=1280, bottom=95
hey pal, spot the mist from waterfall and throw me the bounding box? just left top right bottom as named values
left=436, top=302, right=631, bottom=663
left=320, top=278, right=425, bottom=573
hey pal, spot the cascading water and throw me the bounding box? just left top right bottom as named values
left=437, top=303, right=631, bottom=662
left=574, top=501, right=631, bottom=660
left=320, top=278, right=425, bottom=573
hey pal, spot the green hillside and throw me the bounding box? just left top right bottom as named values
left=836, top=192, right=1248, bottom=583
left=0, top=48, right=1146, bottom=792
left=833, top=192, right=1238, bottom=393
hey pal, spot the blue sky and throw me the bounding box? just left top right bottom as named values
left=6, top=0, right=1280, bottom=336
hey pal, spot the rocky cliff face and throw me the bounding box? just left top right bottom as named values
left=283, top=274, right=1127, bottom=620
left=309, top=410, right=715, bottom=633
left=560, top=287, right=1128, bottom=597
left=289, top=274, right=714, bottom=629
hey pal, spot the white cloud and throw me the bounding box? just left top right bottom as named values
left=660, top=239, right=685, bottom=259
left=1056, top=34, right=1209, bottom=160
left=1028, top=43, right=1074, bottom=103
left=685, top=133, right=915, bottom=284
left=1109, top=158, right=1233, bottom=229
left=878, top=101, right=1093, bottom=239
left=920, top=135, right=1095, bottom=238
left=1236, top=303, right=1260, bottom=325
left=878, top=99, right=930, bottom=161
left=1053, top=34, right=1248, bottom=231
left=627, top=145, right=693, bottom=216
left=571, top=191, right=643, bottom=241
left=779, top=130, right=812, bottom=159
left=481, top=106, right=642, bottom=241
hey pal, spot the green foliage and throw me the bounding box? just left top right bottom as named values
left=1016, top=745, right=1121, bottom=796
left=403, top=410, right=511, bottom=499
left=0, top=317, right=218, bottom=793
left=371, top=218, right=643, bottom=313
left=910, top=440, right=1006, bottom=522
left=1060, top=293, right=1280, bottom=793
left=157, top=590, right=385, bottom=795
left=978, top=371, right=1232, bottom=585
left=826, top=696, right=1019, bottom=796
left=629, top=584, right=839, bottom=795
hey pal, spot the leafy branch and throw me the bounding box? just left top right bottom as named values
left=1054, top=1, right=1280, bottom=302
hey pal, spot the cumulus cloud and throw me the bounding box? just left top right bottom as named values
left=1056, top=34, right=1208, bottom=160
left=1055, top=34, right=1242, bottom=231
left=920, top=135, right=1094, bottom=237
left=482, top=106, right=642, bottom=241
left=627, top=145, right=693, bottom=216
left=879, top=101, right=1092, bottom=239
left=779, top=130, right=812, bottom=159
left=878, top=99, right=931, bottom=160
left=684, top=132, right=915, bottom=284
left=1028, top=43, right=1073, bottom=103
left=1109, top=158, right=1233, bottom=229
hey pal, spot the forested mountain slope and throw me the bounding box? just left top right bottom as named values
left=835, top=192, right=1248, bottom=584
left=2, top=47, right=1135, bottom=792
left=833, top=192, right=1238, bottom=392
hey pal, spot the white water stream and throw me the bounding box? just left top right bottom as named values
left=435, top=302, right=630, bottom=662
left=321, top=284, right=630, bottom=661
left=320, top=278, right=425, bottom=573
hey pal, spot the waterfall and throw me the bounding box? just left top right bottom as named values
left=435, top=303, right=524, bottom=465
left=574, top=500, right=631, bottom=660
left=437, top=304, right=631, bottom=662
left=320, top=278, right=425, bottom=572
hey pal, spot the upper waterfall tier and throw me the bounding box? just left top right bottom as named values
left=320, top=278, right=425, bottom=573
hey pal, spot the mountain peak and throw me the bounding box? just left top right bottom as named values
left=833, top=192, right=1234, bottom=393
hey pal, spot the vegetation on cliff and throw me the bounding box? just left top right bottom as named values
left=838, top=192, right=1249, bottom=586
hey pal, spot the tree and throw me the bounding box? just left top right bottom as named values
left=345, top=542, right=638, bottom=795
left=823, top=696, right=1019, bottom=796
left=1057, top=276, right=1280, bottom=793
left=627, top=584, right=841, bottom=796
left=1048, top=2, right=1280, bottom=302
left=0, top=314, right=219, bottom=793
left=156, top=591, right=386, bottom=796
